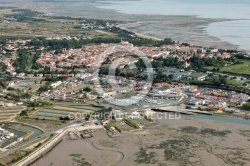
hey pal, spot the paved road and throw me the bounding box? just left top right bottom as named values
left=0, top=120, right=81, bottom=158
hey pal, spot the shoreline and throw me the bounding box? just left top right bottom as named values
left=119, top=22, right=163, bottom=41
left=2, top=0, right=249, bottom=51
left=7, top=0, right=243, bottom=51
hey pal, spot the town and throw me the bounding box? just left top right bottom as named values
left=0, top=5, right=249, bottom=166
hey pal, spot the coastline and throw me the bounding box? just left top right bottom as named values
left=119, top=22, right=162, bottom=41
left=2, top=0, right=249, bottom=51
left=6, top=0, right=242, bottom=50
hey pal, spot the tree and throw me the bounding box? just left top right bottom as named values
left=243, top=102, right=250, bottom=111
left=20, top=110, right=28, bottom=116
left=83, top=87, right=92, bottom=92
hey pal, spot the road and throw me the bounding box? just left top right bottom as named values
left=0, top=120, right=82, bottom=158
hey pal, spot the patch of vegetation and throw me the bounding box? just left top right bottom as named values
left=134, top=148, right=157, bottom=164
left=70, top=153, right=91, bottom=166
left=20, top=110, right=28, bottom=117
left=200, top=128, right=231, bottom=137
left=5, top=149, right=32, bottom=165
left=59, top=116, right=70, bottom=121
left=13, top=49, right=41, bottom=72
left=147, top=137, right=199, bottom=165
left=226, top=79, right=244, bottom=87
left=6, top=9, right=44, bottom=22
left=243, top=102, right=250, bottom=111
left=206, top=59, right=250, bottom=75
left=81, top=130, right=89, bottom=135
left=27, top=101, right=52, bottom=107
left=180, top=126, right=199, bottom=134
left=98, top=140, right=117, bottom=148
left=69, top=153, right=83, bottom=158
left=218, top=148, right=250, bottom=166
left=123, top=119, right=140, bottom=129
left=113, top=125, right=126, bottom=132
left=180, top=126, right=231, bottom=137
left=95, top=107, right=113, bottom=120
left=239, top=130, right=250, bottom=137
left=144, top=115, right=154, bottom=122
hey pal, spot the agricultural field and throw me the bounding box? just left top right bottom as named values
left=33, top=109, right=71, bottom=120
left=206, top=60, right=250, bottom=75
left=113, top=121, right=134, bottom=131
left=0, top=106, right=25, bottom=122
left=226, top=79, right=245, bottom=87
left=31, top=106, right=93, bottom=121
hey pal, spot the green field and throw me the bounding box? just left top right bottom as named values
left=226, top=79, right=244, bottom=87
left=206, top=60, right=250, bottom=75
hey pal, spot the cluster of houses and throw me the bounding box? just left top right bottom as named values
left=0, top=127, right=14, bottom=142
left=0, top=39, right=31, bottom=76
left=0, top=101, right=23, bottom=107
left=183, top=86, right=249, bottom=113
left=0, top=37, right=247, bottom=82
left=164, top=67, right=208, bottom=81
left=80, top=21, right=116, bottom=30
left=34, top=40, right=238, bottom=74
left=150, top=82, right=250, bottom=113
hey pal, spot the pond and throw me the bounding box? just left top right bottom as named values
left=17, top=125, right=43, bottom=139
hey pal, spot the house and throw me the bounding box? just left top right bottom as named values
left=129, top=110, right=141, bottom=119
left=188, top=73, right=208, bottom=81
left=5, top=103, right=15, bottom=107
left=27, top=74, right=34, bottom=77
left=50, top=81, right=62, bottom=88
left=9, top=71, right=17, bottom=76
left=40, top=91, right=49, bottom=97
left=8, top=81, right=17, bottom=87
left=152, top=87, right=170, bottom=94
left=30, top=95, right=39, bottom=102
left=100, top=119, right=109, bottom=126
left=36, top=74, right=43, bottom=77
left=225, top=107, right=239, bottom=113
left=3, top=131, right=14, bottom=137
left=18, top=72, right=25, bottom=77
left=17, top=137, right=23, bottom=142
left=16, top=102, right=23, bottom=105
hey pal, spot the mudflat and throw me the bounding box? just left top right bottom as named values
left=34, top=116, right=250, bottom=166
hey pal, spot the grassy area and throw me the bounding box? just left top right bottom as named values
left=81, top=130, right=89, bottom=135
left=206, top=60, right=250, bottom=75
left=98, top=140, right=117, bottom=148
left=123, top=119, right=140, bottom=129
left=226, top=79, right=244, bottom=87
left=0, top=7, right=117, bottom=39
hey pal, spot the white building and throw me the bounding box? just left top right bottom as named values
left=129, top=110, right=141, bottom=119
left=225, top=107, right=239, bottom=113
